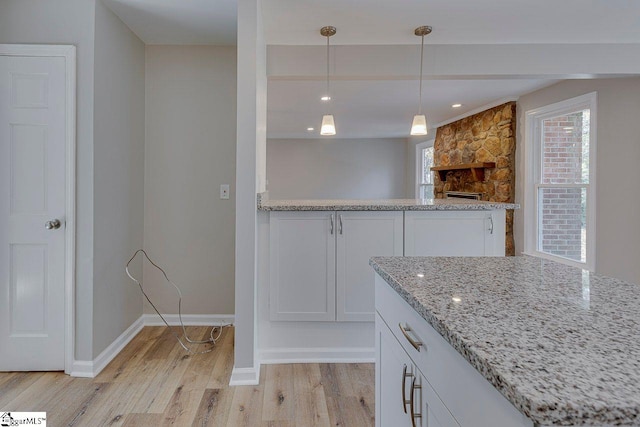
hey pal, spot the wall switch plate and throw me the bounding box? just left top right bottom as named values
left=220, top=184, right=230, bottom=199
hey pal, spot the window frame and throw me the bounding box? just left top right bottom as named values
left=415, top=139, right=435, bottom=199
left=524, top=92, right=597, bottom=270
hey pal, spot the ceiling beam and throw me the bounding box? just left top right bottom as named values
left=268, top=43, right=640, bottom=80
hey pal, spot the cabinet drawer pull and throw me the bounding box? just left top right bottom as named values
left=489, top=214, right=494, bottom=234
left=402, top=364, right=413, bottom=413
left=410, top=376, right=422, bottom=427
left=338, top=214, right=343, bottom=235
left=399, top=323, right=423, bottom=352
left=330, top=214, right=334, bottom=235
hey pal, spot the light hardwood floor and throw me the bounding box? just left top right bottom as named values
left=0, top=326, right=375, bottom=426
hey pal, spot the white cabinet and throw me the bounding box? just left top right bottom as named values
left=376, top=312, right=459, bottom=427
left=375, top=274, right=533, bottom=427
left=270, top=211, right=402, bottom=322
left=269, top=211, right=335, bottom=321
left=336, top=211, right=403, bottom=321
left=404, top=210, right=505, bottom=256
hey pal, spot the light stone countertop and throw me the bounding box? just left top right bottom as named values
left=257, top=197, right=519, bottom=211
left=369, top=256, right=640, bottom=426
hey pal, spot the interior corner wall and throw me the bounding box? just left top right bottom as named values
left=516, top=77, right=640, bottom=284
left=92, top=0, right=145, bottom=359
left=0, top=0, right=97, bottom=361
left=266, top=138, right=407, bottom=199
left=144, top=45, right=237, bottom=317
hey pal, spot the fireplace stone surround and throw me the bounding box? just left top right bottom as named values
left=433, top=102, right=516, bottom=255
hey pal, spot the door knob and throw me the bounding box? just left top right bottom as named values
left=45, top=219, right=61, bottom=230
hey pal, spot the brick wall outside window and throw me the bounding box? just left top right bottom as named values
left=539, top=112, right=588, bottom=262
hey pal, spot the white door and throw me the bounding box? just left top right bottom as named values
left=404, top=211, right=505, bottom=256
left=269, top=211, right=336, bottom=321
left=376, top=313, right=414, bottom=427
left=336, top=211, right=403, bottom=322
left=0, top=54, right=67, bottom=370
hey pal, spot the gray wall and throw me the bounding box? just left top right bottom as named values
left=515, top=77, right=640, bottom=284
left=92, top=0, right=145, bottom=358
left=144, top=46, right=237, bottom=315
left=267, top=138, right=407, bottom=199
left=0, top=0, right=97, bottom=361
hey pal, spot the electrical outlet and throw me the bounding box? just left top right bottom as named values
left=220, top=184, right=230, bottom=199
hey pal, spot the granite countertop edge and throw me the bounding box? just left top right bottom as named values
left=257, top=197, right=520, bottom=211
left=369, top=257, right=640, bottom=426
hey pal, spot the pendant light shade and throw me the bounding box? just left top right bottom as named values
left=411, top=26, right=432, bottom=136
left=410, top=114, right=428, bottom=136
left=320, top=26, right=337, bottom=136
left=321, top=114, right=336, bottom=135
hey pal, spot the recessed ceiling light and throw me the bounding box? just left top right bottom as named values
left=307, top=127, right=314, bottom=131
left=321, top=95, right=331, bottom=101
left=451, top=103, right=463, bottom=108
left=452, top=296, right=462, bottom=303
left=417, top=273, right=425, bottom=278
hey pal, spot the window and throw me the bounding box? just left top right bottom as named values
left=524, top=93, right=596, bottom=269
left=416, top=141, right=435, bottom=199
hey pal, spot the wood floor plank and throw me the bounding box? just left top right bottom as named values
left=121, top=413, right=164, bottom=427
left=226, top=383, right=265, bottom=427
left=0, top=372, right=45, bottom=407
left=205, top=326, right=234, bottom=389
left=292, top=364, right=331, bottom=427
left=159, top=384, right=201, bottom=426
left=0, top=327, right=374, bottom=427
left=261, top=364, right=295, bottom=422
left=348, top=363, right=375, bottom=424
left=96, top=327, right=165, bottom=383
left=191, top=388, right=234, bottom=427
left=131, top=326, right=212, bottom=414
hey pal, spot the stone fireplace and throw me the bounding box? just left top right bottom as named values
left=433, top=102, right=516, bottom=255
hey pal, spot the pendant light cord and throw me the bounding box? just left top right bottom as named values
left=418, top=34, right=424, bottom=115
left=326, top=34, right=330, bottom=108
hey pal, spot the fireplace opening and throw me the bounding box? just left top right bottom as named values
left=445, top=191, right=482, bottom=200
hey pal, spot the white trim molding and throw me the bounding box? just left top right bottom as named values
left=70, top=316, right=144, bottom=378
left=524, top=91, right=597, bottom=271
left=229, top=365, right=261, bottom=386
left=259, top=347, right=375, bottom=365
left=142, top=314, right=235, bottom=327
left=415, top=139, right=435, bottom=198
left=0, top=44, right=77, bottom=375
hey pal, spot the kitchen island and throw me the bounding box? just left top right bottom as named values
left=256, top=196, right=517, bottom=365
left=370, top=256, right=640, bottom=426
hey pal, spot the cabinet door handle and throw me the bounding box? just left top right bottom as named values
left=402, top=364, right=413, bottom=413
left=338, top=214, right=343, bottom=235
left=410, top=376, right=422, bottom=427
left=399, top=323, right=423, bottom=352
left=488, top=214, right=494, bottom=234
left=330, top=214, right=334, bottom=235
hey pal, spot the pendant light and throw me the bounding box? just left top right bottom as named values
left=410, top=25, right=432, bottom=136
left=320, top=26, right=336, bottom=136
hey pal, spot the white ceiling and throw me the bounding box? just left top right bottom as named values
left=102, top=0, right=640, bottom=139
left=263, top=0, right=640, bottom=45
left=102, top=0, right=237, bottom=45
left=267, top=79, right=559, bottom=139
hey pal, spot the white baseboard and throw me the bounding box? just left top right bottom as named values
left=142, top=313, right=235, bottom=326
left=259, top=347, right=375, bottom=364
left=229, top=365, right=261, bottom=386
left=70, top=315, right=144, bottom=378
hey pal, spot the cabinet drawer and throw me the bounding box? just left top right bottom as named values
left=376, top=274, right=532, bottom=427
